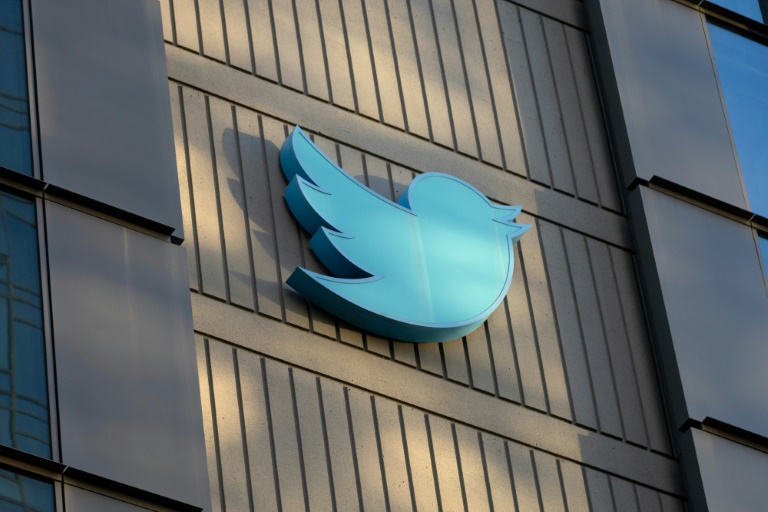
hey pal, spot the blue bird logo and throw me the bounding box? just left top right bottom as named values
left=280, top=126, right=529, bottom=343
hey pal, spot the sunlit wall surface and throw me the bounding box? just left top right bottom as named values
left=710, top=0, right=767, bottom=22
left=709, top=23, right=768, bottom=217
left=0, top=469, right=54, bottom=512
left=0, top=192, right=48, bottom=458
left=0, top=0, right=32, bottom=176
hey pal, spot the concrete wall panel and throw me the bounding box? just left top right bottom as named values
left=197, top=336, right=685, bottom=511
left=160, top=0, right=621, bottom=213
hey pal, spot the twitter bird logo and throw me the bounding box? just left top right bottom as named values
left=280, top=126, right=529, bottom=343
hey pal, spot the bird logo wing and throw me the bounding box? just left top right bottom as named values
left=280, top=126, right=413, bottom=279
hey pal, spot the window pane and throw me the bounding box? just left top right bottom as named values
left=0, top=469, right=55, bottom=512
left=0, top=0, right=32, bottom=176
left=709, top=0, right=766, bottom=23
left=760, top=235, right=768, bottom=279
left=0, top=192, right=49, bottom=458
left=708, top=23, right=768, bottom=217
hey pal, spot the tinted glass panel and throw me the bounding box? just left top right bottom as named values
left=0, top=0, right=32, bottom=175
left=0, top=192, right=48, bottom=458
left=0, top=469, right=55, bottom=512
left=709, top=24, right=768, bottom=217
left=710, top=0, right=767, bottom=23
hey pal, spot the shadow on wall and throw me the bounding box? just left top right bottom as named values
left=220, top=126, right=397, bottom=284
left=220, top=129, right=284, bottom=298
left=218, top=126, right=355, bottom=331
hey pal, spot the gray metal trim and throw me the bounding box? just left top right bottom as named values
left=31, top=0, right=184, bottom=237
left=21, top=0, right=40, bottom=181
left=46, top=202, right=209, bottom=510
left=629, top=185, right=768, bottom=437
left=680, top=428, right=768, bottom=512
left=585, top=0, right=747, bottom=209
left=37, top=197, right=59, bottom=463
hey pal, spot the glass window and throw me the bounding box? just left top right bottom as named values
left=0, top=469, right=55, bottom=512
left=708, top=23, right=768, bottom=217
left=760, top=234, right=768, bottom=278
left=0, top=0, right=32, bottom=176
left=709, top=0, right=767, bottom=23
left=0, top=192, right=48, bottom=458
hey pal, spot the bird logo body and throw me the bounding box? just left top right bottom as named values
left=280, top=126, right=529, bottom=343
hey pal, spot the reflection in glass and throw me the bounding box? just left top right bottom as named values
left=709, top=0, right=766, bottom=23
left=708, top=24, right=768, bottom=217
left=0, top=0, right=32, bottom=175
left=0, top=193, right=49, bottom=458
left=760, top=235, right=768, bottom=279
left=0, top=469, right=55, bottom=512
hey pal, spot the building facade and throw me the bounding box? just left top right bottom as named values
left=0, top=0, right=765, bottom=510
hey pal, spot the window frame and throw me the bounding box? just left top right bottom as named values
left=20, top=0, right=39, bottom=181
left=705, top=0, right=768, bottom=24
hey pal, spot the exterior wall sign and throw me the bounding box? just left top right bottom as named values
left=280, top=126, right=529, bottom=342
